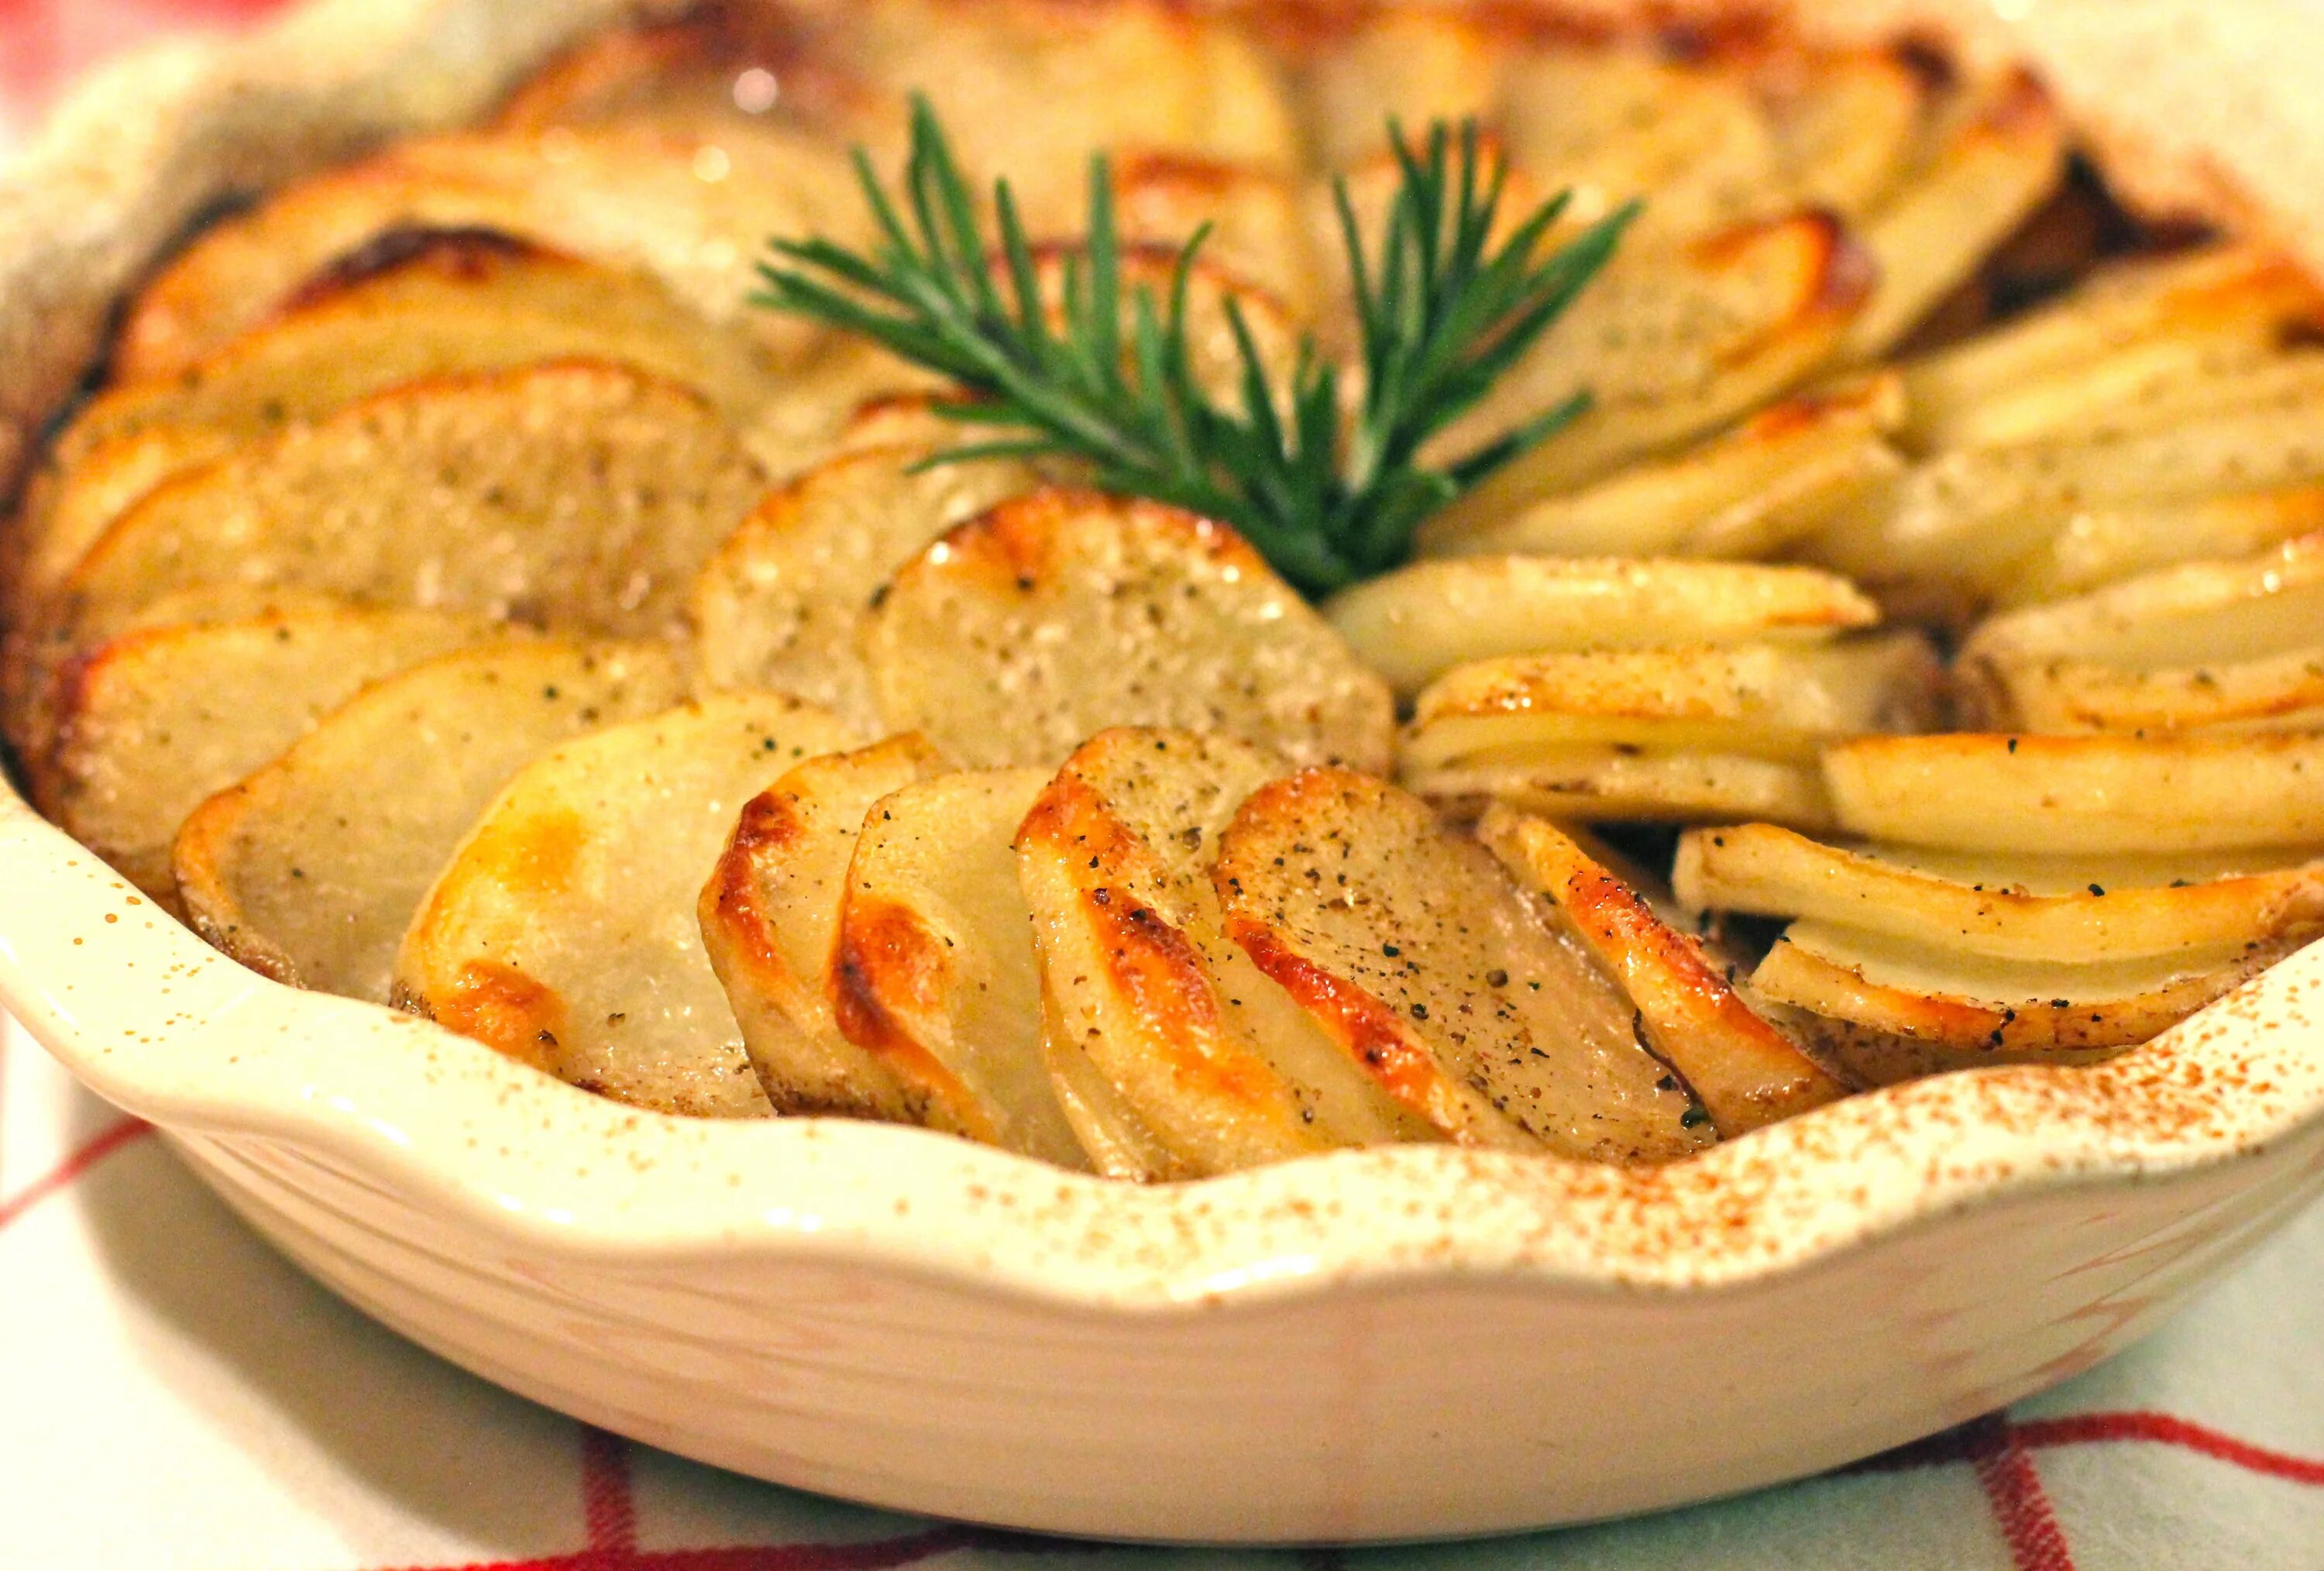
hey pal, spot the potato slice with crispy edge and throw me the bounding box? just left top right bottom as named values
left=1997, top=487, right=2324, bottom=607
left=1016, top=728, right=1429, bottom=1180
left=688, top=445, right=1044, bottom=733
left=863, top=489, right=1395, bottom=772
left=37, top=606, right=501, bottom=898
left=395, top=692, right=859, bottom=1118
left=700, top=734, right=951, bottom=1120
left=1413, top=752, right=1838, bottom=831
left=12, top=363, right=765, bottom=761
left=173, top=639, right=686, bottom=1001
left=830, top=767, right=1091, bottom=1168
left=1417, top=374, right=1905, bottom=561
left=1765, top=46, right=1928, bottom=221
left=1958, top=534, right=2324, bottom=734
left=1402, top=634, right=1941, bottom=772
left=1824, top=732, right=2324, bottom=854
left=115, top=121, right=869, bottom=381
left=1478, top=808, right=1843, bottom=1137
left=1748, top=920, right=2312, bottom=1084
left=1917, top=342, right=2324, bottom=454
left=2, top=426, right=239, bottom=636
left=1896, top=243, right=2324, bottom=451
left=1838, top=68, right=2067, bottom=362
left=1326, top=556, right=1878, bottom=699
left=1212, top=768, right=1709, bottom=1164
left=1432, top=211, right=1876, bottom=533
left=1676, top=822, right=2324, bottom=965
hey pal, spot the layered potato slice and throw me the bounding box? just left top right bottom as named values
left=1676, top=823, right=2324, bottom=965
left=1291, top=4, right=1503, bottom=171
left=1958, top=534, right=2324, bottom=734
left=863, top=489, right=1395, bottom=772
left=689, top=444, right=1045, bottom=732
left=173, top=640, right=686, bottom=1000
left=700, top=735, right=951, bottom=1120
left=115, top=120, right=869, bottom=380
left=15, top=363, right=765, bottom=755
left=1017, top=729, right=1430, bottom=1180
left=1432, top=210, right=1876, bottom=532
left=1998, top=488, right=2324, bottom=607
left=1418, top=374, right=1905, bottom=561
left=1401, top=633, right=1941, bottom=827
left=1326, top=556, right=1878, bottom=699
left=1480, top=808, right=1845, bottom=1136
left=830, top=768, right=1092, bottom=1167
left=1762, top=46, right=1930, bottom=222
left=394, top=692, right=859, bottom=1117
left=1824, top=732, right=2324, bottom=854
left=1748, top=921, right=2309, bottom=1085
left=38, top=606, right=500, bottom=897
left=1898, top=243, right=2324, bottom=452
left=10, top=235, right=789, bottom=624
left=1212, top=768, right=1710, bottom=1164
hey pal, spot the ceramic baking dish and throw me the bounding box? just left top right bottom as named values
left=6, top=0, right=2324, bottom=1542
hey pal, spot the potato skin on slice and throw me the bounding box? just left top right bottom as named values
left=396, top=691, right=860, bottom=1118
left=173, top=638, right=686, bottom=1002
left=1479, top=807, right=1844, bottom=1137
left=1212, top=768, right=1710, bottom=1165
left=864, top=488, right=1394, bottom=772
left=1015, top=728, right=1424, bottom=1181
left=700, top=734, right=951, bottom=1120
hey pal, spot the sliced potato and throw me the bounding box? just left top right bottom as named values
left=1839, top=69, right=2068, bottom=361
left=1480, top=808, right=1844, bottom=1136
left=1418, top=375, right=1905, bottom=560
left=1897, top=243, right=2324, bottom=449
left=1403, top=634, right=1941, bottom=772
left=1917, top=340, right=2324, bottom=453
left=116, top=121, right=868, bottom=380
left=1766, top=47, right=1928, bottom=220
left=1676, top=822, right=2324, bottom=964
left=1017, top=728, right=1428, bottom=1179
left=700, top=736, right=951, bottom=1121
left=1999, top=487, right=2324, bottom=607
left=23, top=363, right=765, bottom=747
left=1212, top=768, right=1709, bottom=1163
left=1433, top=211, right=1875, bottom=531
left=1294, top=6, right=1502, bottom=170
left=831, top=767, right=1091, bottom=1167
left=1413, top=751, right=1837, bottom=830
left=1960, top=534, right=2324, bottom=732
left=1750, top=920, right=2309, bottom=1080
left=1824, top=732, right=2324, bottom=854
left=394, top=692, right=859, bottom=1117
left=172, top=639, right=685, bottom=1000
left=688, top=445, right=1043, bottom=732
left=39, top=607, right=499, bottom=897
left=1326, top=556, right=1877, bottom=698
left=864, top=489, right=1395, bottom=772
left=492, top=12, right=798, bottom=136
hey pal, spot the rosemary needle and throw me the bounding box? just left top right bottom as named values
left=755, top=97, right=1636, bottom=596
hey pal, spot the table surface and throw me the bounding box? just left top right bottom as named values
left=4, top=4, right=2324, bottom=1567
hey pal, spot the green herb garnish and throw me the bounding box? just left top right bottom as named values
left=755, top=98, right=1635, bottom=596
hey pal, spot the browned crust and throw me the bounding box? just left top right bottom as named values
left=828, top=892, right=992, bottom=1137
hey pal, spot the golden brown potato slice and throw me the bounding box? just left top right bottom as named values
left=1293, top=5, right=1502, bottom=170
left=1016, top=728, right=1429, bottom=1180
left=1765, top=47, right=1928, bottom=220
left=22, top=363, right=765, bottom=751
left=1478, top=808, right=1844, bottom=1136
left=1824, top=732, right=2324, bottom=854
left=492, top=10, right=809, bottom=136
left=688, top=445, right=1044, bottom=733
left=1432, top=211, right=1875, bottom=532
left=1418, top=374, right=1905, bottom=560
left=1959, top=535, right=2324, bottom=733
left=831, top=768, right=1091, bottom=1167
left=1839, top=69, right=2068, bottom=361
left=1917, top=342, right=2324, bottom=454
left=863, top=489, right=1395, bottom=772
left=1748, top=920, right=2311, bottom=1084
left=116, top=121, right=868, bottom=380
left=1325, top=556, right=1878, bottom=699
left=1998, top=487, right=2324, bottom=608
left=173, top=640, right=685, bottom=1001
left=1676, top=822, right=2324, bottom=965
left=700, top=735, right=951, bottom=1121
left=395, top=692, right=859, bottom=1117
left=3, top=426, right=239, bottom=633
left=1416, top=753, right=1840, bottom=832
left=38, top=607, right=499, bottom=897
left=1897, top=243, right=2324, bottom=451
left=1213, top=768, right=1710, bottom=1164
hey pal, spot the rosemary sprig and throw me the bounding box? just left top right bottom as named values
left=755, top=97, right=1636, bottom=596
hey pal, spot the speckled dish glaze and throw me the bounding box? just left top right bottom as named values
left=9, top=0, right=2324, bottom=1545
